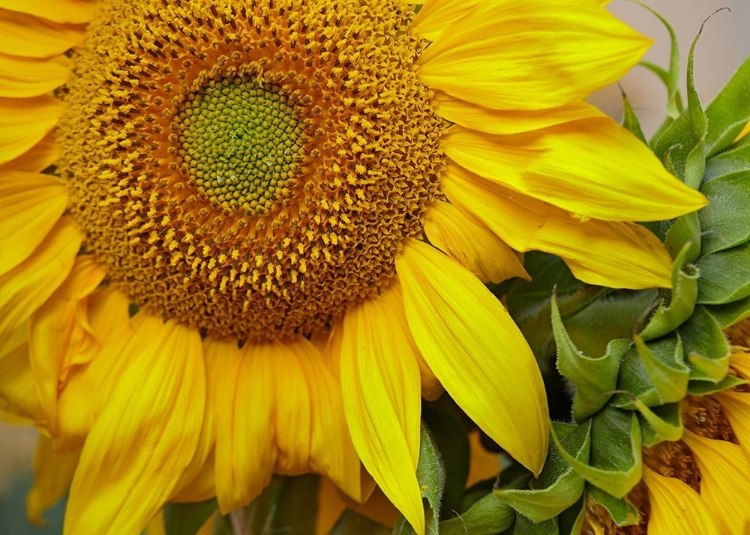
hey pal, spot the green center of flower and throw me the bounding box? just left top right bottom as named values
left=174, top=78, right=304, bottom=215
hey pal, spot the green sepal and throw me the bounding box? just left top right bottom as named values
left=664, top=212, right=701, bottom=263
left=705, top=53, right=750, bottom=157
left=416, top=422, right=446, bottom=535
left=679, top=306, right=730, bottom=382
left=696, top=243, right=750, bottom=305
left=633, top=335, right=689, bottom=405
left=557, top=497, right=586, bottom=535
left=703, top=136, right=750, bottom=183
left=698, top=170, right=750, bottom=255
left=640, top=247, right=698, bottom=341
left=439, top=494, right=515, bottom=535
left=332, top=510, right=391, bottom=535
left=512, top=515, right=558, bottom=535
left=612, top=346, right=661, bottom=409
left=634, top=401, right=683, bottom=447
left=689, top=373, right=747, bottom=396
left=494, top=423, right=588, bottom=522
left=163, top=499, right=218, bottom=535
left=239, top=475, right=320, bottom=535
left=422, top=405, right=470, bottom=519
left=634, top=2, right=682, bottom=120
left=552, top=296, right=627, bottom=421
left=705, top=296, right=750, bottom=328
left=652, top=23, right=707, bottom=182
left=621, top=90, right=647, bottom=144
left=586, top=487, right=640, bottom=527
left=552, top=409, right=642, bottom=498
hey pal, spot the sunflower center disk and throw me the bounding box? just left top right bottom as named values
left=175, top=79, right=303, bottom=215
left=58, top=0, right=445, bottom=340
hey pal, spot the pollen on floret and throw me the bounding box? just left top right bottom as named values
left=57, top=0, right=445, bottom=340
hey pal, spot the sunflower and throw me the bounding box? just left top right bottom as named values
left=0, top=0, right=706, bottom=533
left=584, top=321, right=750, bottom=535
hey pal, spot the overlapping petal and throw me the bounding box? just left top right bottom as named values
left=418, top=0, right=650, bottom=110
left=340, top=285, right=424, bottom=534
left=443, top=118, right=707, bottom=222
left=64, top=315, right=205, bottom=535
left=442, top=163, right=673, bottom=289
left=642, top=467, right=719, bottom=535
left=396, top=238, right=549, bottom=475
left=423, top=200, right=529, bottom=284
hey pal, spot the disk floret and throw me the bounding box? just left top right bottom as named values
left=57, top=0, right=444, bottom=339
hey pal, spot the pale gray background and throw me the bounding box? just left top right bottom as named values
left=590, top=0, right=750, bottom=135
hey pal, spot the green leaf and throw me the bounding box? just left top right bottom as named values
left=557, top=497, right=586, bottom=535
left=552, top=409, right=642, bottom=499
left=634, top=401, right=683, bottom=446
left=705, top=53, right=750, bottom=156
left=652, top=23, right=708, bottom=183
left=621, top=90, right=646, bottom=144
left=679, top=306, right=730, bottom=383
left=704, top=136, right=750, bottom=183
left=439, top=493, right=515, bottom=535
left=513, top=515, right=558, bottom=535
left=664, top=213, right=701, bottom=263
left=689, top=373, right=747, bottom=396
left=633, top=3, right=681, bottom=119
left=705, top=296, right=750, bottom=328
left=333, top=510, right=392, bottom=535
left=422, top=406, right=470, bottom=520
left=417, top=422, right=446, bottom=535
left=696, top=243, right=750, bottom=305
left=612, top=347, right=660, bottom=409
left=698, top=171, right=750, bottom=255
left=586, top=487, right=639, bottom=527
left=552, top=296, right=628, bottom=422
left=640, top=247, right=699, bottom=341
left=164, top=499, right=218, bottom=535
left=242, top=475, right=320, bottom=535
left=632, top=335, right=690, bottom=405
left=494, top=423, right=588, bottom=522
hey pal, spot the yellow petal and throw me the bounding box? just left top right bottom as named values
left=729, top=350, right=750, bottom=380
left=442, top=164, right=673, bottom=289
left=0, top=95, right=60, bottom=165
left=0, top=8, right=85, bottom=58
left=64, top=315, right=206, bottom=535
left=0, top=52, right=71, bottom=97
left=683, top=430, right=750, bottom=535
left=340, top=285, right=425, bottom=535
left=0, top=171, right=68, bottom=277
left=213, top=340, right=274, bottom=511
left=144, top=510, right=167, bottom=535
left=0, top=132, right=58, bottom=173
left=715, top=389, right=750, bottom=461
left=171, top=337, right=227, bottom=500
left=395, top=238, right=549, bottom=475
left=410, top=0, right=481, bottom=42
left=736, top=120, right=750, bottom=142
left=54, top=286, right=134, bottom=447
left=28, top=255, right=105, bottom=431
left=0, top=0, right=97, bottom=24
left=27, top=435, right=80, bottom=525
left=443, top=118, right=707, bottom=222
left=642, top=467, right=719, bottom=535
left=316, top=477, right=348, bottom=535
left=418, top=0, right=650, bottom=110
left=0, top=217, right=82, bottom=350
left=467, top=431, right=501, bottom=487
left=434, top=92, right=603, bottom=135
left=0, top=324, right=44, bottom=422
left=215, top=337, right=360, bottom=512
left=423, top=200, right=528, bottom=284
